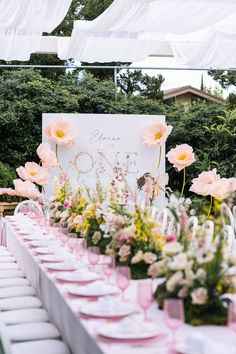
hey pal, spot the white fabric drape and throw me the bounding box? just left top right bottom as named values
left=0, top=0, right=72, bottom=61
left=58, top=0, right=236, bottom=68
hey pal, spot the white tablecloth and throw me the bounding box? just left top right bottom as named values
left=1, top=217, right=236, bottom=354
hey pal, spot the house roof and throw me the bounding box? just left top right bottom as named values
left=163, top=85, right=224, bottom=104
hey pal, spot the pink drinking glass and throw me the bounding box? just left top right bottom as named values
left=75, top=239, right=87, bottom=263
left=103, top=255, right=116, bottom=283
left=88, top=247, right=100, bottom=272
left=164, top=299, right=185, bottom=353
left=67, top=236, right=78, bottom=253
left=137, top=281, right=153, bottom=321
left=228, top=301, right=236, bottom=332
left=116, top=266, right=131, bottom=300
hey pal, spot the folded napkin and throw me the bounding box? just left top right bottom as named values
left=178, top=332, right=236, bottom=354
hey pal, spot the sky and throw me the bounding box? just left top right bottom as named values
left=132, top=56, right=231, bottom=98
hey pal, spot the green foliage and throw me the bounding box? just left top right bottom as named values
left=0, top=162, right=16, bottom=188
left=208, top=70, right=236, bottom=89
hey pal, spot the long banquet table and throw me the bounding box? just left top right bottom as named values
left=1, top=215, right=236, bottom=354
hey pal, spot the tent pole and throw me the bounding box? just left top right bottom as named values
left=114, top=67, right=118, bottom=100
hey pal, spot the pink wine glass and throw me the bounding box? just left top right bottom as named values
left=116, top=266, right=131, bottom=300
left=103, top=255, right=116, bottom=283
left=75, top=239, right=87, bottom=263
left=228, top=301, right=236, bottom=332
left=67, top=236, right=78, bottom=253
left=88, top=247, right=100, bottom=272
left=164, top=299, right=185, bottom=354
left=137, top=281, right=153, bottom=321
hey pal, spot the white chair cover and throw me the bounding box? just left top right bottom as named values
left=1, top=309, right=49, bottom=325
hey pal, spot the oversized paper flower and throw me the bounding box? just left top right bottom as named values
left=166, top=144, right=196, bottom=171
left=0, top=188, right=17, bottom=196
left=13, top=179, right=41, bottom=199
left=142, top=122, right=173, bottom=147
left=210, top=178, right=235, bottom=199
left=16, top=162, right=49, bottom=186
left=36, top=143, right=58, bottom=169
left=190, top=169, right=221, bottom=196
left=45, top=118, right=76, bottom=146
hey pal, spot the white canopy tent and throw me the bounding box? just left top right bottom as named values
left=0, top=0, right=236, bottom=68
left=0, top=0, right=72, bottom=61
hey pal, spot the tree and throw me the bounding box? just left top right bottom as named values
left=117, top=69, right=164, bottom=98
left=208, top=70, right=236, bottom=89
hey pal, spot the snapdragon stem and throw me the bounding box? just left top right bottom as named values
left=207, top=195, right=213, bottom=218
left=180, top=168, right=186, bottom=198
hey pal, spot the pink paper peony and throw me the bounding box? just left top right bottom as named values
left=45, top=119, right=76, bottom=146
left=0, top=188, right=17, bottom=196
left=36, top=143, right=58, bottom=169
left=166, top=144, right=196, bottom=171
left=142, top=122, right=173, bottom=147
left=16, top=162, right=49, bottom=186
left=190, top=168, right=220, bottom=196
left=13, top=179, right=40, bottom=199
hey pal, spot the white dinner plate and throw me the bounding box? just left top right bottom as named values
left=34, top=247, right=56, bottom=255
left=56, top=271, right=101, bottom=283
left=17, top=230, right=32, bottom=235
left=21, top=235, right=43, bottom=241
left=97, top=322, right=160, bottom=340
left=38, top=254, right=65, bottom=263
left=46, top=261, right=76, bottom=271
left=29, top=240, right=57, bottom=248
left=79, top=301, right=136, bottom=318
left=67, top=282, right=119, bottom=297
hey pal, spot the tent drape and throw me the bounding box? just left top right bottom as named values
left=0, top=0, right=72, bottom=61
left=58, top=0, right=236, bottom=68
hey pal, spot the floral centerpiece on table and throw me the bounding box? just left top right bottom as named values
left=105, top=205, right=165, bottom=279
left=150, top=225, right=235, bottom=325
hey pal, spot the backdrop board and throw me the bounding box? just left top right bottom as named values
left=42, top=113, right=167, bottom=208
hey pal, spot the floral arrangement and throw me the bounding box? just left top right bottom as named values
left=150, top=226, right=235, bottom=325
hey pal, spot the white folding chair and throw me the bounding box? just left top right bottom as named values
left=14, top=200, right=43, bottom=216
left=156, top=208, right=175, bottom=235
left=186, top=216, right=198, bottom=241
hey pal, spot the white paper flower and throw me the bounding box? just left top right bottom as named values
left=169, top=253, right=188, bottom=271
left=163, top=242, right=183, bottom=256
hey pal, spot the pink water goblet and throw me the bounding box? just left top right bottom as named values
left=116, top=266, right=131, bottom=300
left=137, top=281, right=153, bottom=321
left=67, top=236, right=78, bottom=253
left=103, top=255, right=116, bottom=283
left=88, top=247, right=100, bottom=272
left=228, top=301, right=236, bottom=332
left=164, top=299, right=185, bottom=354
left=75, top=239, right=87, bottom=263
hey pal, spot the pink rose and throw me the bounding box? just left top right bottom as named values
left=13, top=179, right=41, bottom=199
left=36, top=143, right=58, bottom=169
left=166, top=234, right=177, bottom=242
left=190, top=168, right=220, bottom=196
left=63, top=200, right=70, bottom=208
left=118, top=245, right=131, bottom=262
left=45, top=118, right=76, bottom=146
left=119, top=227, right=136, bottom=242
left=166, top=144, right=196, bottom=171
left=143, top=122, right=173, bottom=147
left=0, top=188, right=17, bottom=196
left=16, top=162, right=49, bottom=186
left=143, top=252, right=157, bottom=264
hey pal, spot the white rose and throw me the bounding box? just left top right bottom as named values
left=195, top=268, right=207, bottom=282
left=143, top=252, right=157, bottom=264
left=166, top=271, right=183, bottom=292
left=163, top=242, right=183, bottom=256
left=169, top=253, right=188, bottom=271
left=131, top=250, right=144, bottom=264
left=148, top=260, right=166, bottom=278
left=178, top=286, right=189, bottom=298
left=191, top=287, right=208, bottom=305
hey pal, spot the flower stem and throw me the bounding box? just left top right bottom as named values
left=157, top=146, right=162, bottom=170
left=207, top=195, right=213, bottom=218
left=180, top=168, right=186, bottom=198
left=42, top=186, right=45, bottom=194
left=55, top=144, right=59, bottom=163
